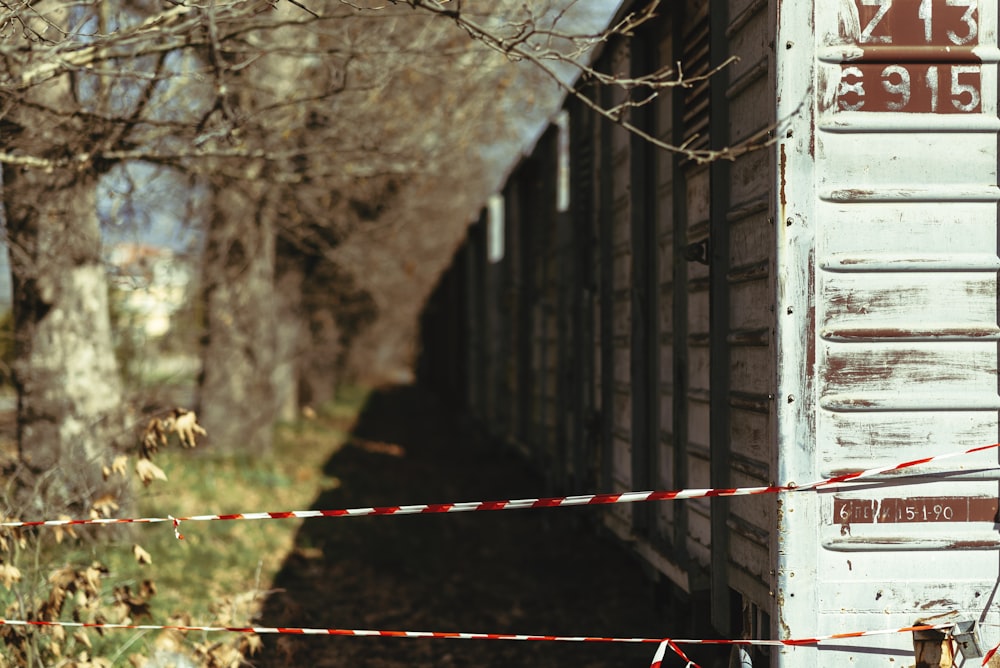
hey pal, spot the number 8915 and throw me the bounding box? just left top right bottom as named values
left=836, top=63, right=981, bottom=113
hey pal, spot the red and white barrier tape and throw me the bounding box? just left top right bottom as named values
left=0, top=619, right=959, bottom=643
left=0, top=619, right=963, bottom=657
left=652, top=639, right=698, bottom=667
left=1, top=442, right=996, bottom=533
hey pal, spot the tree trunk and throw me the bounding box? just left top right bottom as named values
left=197, top=184, right=278, bottom=455
left=2, top=165, right=127, bottom=516
left=273, top=254, right=303, bottom=422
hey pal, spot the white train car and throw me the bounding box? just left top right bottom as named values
left=422, top=0, right=1000, bottom=665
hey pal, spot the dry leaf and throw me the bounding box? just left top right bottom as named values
left=207, top=643, right=241, bottom=667
left=132, top=544, right=152, bottom=565
left=139, top=579, right=157, bottom=598
left=91, top=494, right=119, bottom=517
left=112, top=455, right=128, bottom=477
left=114, top=585, right=151, bottom=620
left=135, top=458, right=167, bottom=486
left=83, top=563, right=107, bottom=597
left=80, top=658, right=111, bottom=668
left=244, top=633, right=263, bottom=656
left=141, top=418, right=167, bottom=455
left=0, top=523, right=26, bottom=552
left=0, top=564, right=20, bottom=590
left=355, top=438, right=405, bottom=457
left=49, top=565, right=76, bottom=589
left=103, top=454, right=128, bottom=480
left=73, top=629, right=92, bottom=649
left=170, top=409, right=207, bottom=448
left=53, top=515, right=77, bottom=544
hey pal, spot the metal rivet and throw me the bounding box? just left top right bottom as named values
left=786, top=306, right=794, bottom=315
left=786, top=217, right=793, bottom=226
left=787, top=394, right=795, bottom=403
left=786, top=41, right=794, bottom=49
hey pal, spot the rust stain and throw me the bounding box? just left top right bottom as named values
left=919, top=599, right=956, bottom=610
left=949, top=540, right=1000, bottom=549
left=825, top=328, right=1000, bottom=341
left=830, top=189, right=875, bottom=201
left=808, top=103, right=815, bottom=158
left=824, top=348, right=993, bottom=390
left=806, top=251, right=815, bottom=374
left=779, top=144, right=787, bottom=209
left=824, top=352, right=898, bottom=384
left=837, top=257, right=946, bottom=265
left=850, top=46, right=981, bottom=63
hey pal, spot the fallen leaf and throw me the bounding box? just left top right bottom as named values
left=139, top=579, right=157, bottom=598
left=82, top=563, right=107, bottom=597
left=48, top=566, right=75, bottom=586
left=73, top=629, right=92, bottom=649
left=0, top=564, right=20, bottom=589
left=114, top=585, right=151, bottom=620
left=244, top=633, right=263, bottom=656
left=132, top=544, right=152, bottom=565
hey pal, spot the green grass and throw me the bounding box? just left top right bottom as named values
left=0, top=385, right=369, bottom=665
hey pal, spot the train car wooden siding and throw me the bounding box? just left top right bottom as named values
left=418, top=1, right=1000, bottom=665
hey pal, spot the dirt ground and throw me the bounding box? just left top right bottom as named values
left=253, top=385, right=729, bottom=668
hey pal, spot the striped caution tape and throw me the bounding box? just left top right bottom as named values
left=651, top=639, right=698, bottom=668
left=0, top=442, right=996, bottom=532
left=2, top=619, right=987, bottom=665
left=0, top=618, right=958, bottom=646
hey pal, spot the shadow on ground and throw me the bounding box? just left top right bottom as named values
left=254, top=385, right=727, bottom=667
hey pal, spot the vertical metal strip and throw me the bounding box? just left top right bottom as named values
left=671, top=5, right=691, bottom=566
left=568, top=101, right=594, bottom=494
left=534, top=148, right=548, bottom=466
left=517, top=175, right=533, bottom=446
left=555, top=141, right=571, bottom=494
left=708, top=0, right=733, bottom=635
left=599, top=65, right=615, bottom=495
left=630, top=26, right=657, bottom=535
left=774, top=0, right=818, bottom=658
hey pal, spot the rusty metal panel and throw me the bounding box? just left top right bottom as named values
left=777, top=0, right=1000, bottom=664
